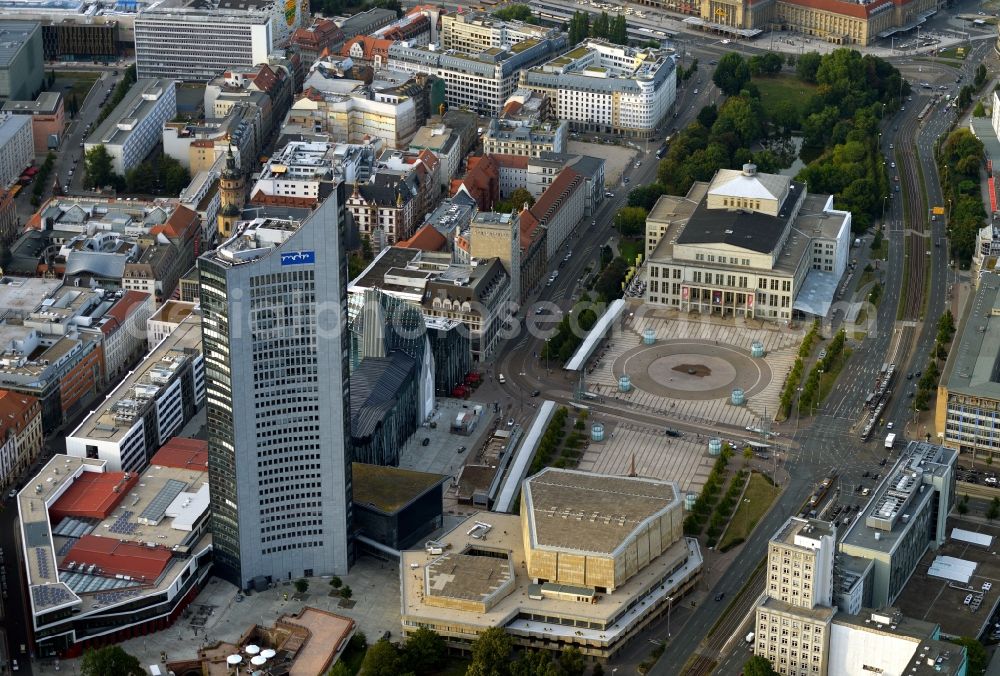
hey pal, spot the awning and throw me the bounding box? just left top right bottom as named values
left=792, top=270, right=839, bottom=317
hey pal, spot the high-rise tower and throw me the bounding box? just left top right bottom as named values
left=217, top=147, right=246, bottom=241
left=199, top=194, right=352, bottom=589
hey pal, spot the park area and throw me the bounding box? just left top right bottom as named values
left=753, top=74, right=817, bottom=120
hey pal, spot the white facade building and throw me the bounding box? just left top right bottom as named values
left=519, top=40, right=676, bottom=138
left=84, top=79, right=177, bottom=175
left=135, top=4, right=273, bottom=82
left=0, top=114, right=33, bottom=189
left=440, top=12, right=558, bottom=52
left=644, top=165, right=851, bottom=321
left=65, top=314, right=204, bottom=473
left=388, top=36, right=566, bottom=116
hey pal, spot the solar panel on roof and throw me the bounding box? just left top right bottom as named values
left=138, top=479, right=187, bottom=526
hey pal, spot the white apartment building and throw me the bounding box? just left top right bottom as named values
left=146, top=300, right=196, bottom=351
left=519, top=40, right=676, bottom=138
left=84, top=79, right=177, bottom=176
left=0, top=114, right=33, bottom=190
left=135, top=1, right=273, bottom=82
left=65, top=314, right=204, bottom=473
left=388, top=36, right=566, bottom=116
left=251, top=140, right=335, bottom=204
left=285, top=60, right=419, bottom=148
left=440, top=12, right=558, bottom=52
left=482, top=117, right=567, bottom=158
left=644, top=165, right=851, bottom=321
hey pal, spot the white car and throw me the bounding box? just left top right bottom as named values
left=722, top=39, right=731, bottom=44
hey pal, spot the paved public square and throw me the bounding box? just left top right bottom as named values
left=32, top=556, right=403, bottom=675
left=585, top=310, right=803, bottom=429
left=577, top=420, right=714, bottom=494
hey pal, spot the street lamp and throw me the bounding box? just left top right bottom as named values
left=667, top=595, right=675, bottom=637
left=743, top=498, right=751, bottom=534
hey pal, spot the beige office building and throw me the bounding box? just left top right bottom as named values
left=470, top=211, right=521, bottom=304
left=754, top=517, right=837, bottom=676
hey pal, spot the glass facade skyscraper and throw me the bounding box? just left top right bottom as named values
left=199, top=195, right=352, bottom=590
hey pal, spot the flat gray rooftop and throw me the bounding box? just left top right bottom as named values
left=0, top=21, right=38, bottom=68
left=524, top=468, right=677, bottom=555
left=943, top=271, right=1000, bottom=400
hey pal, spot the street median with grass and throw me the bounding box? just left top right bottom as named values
left=718, top=472, right=781, bottom=551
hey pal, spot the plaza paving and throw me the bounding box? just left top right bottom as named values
left=574, top=312, right=804, bottom=494
left=577, top=420, right=714, bottom=494
left=585, top=312, right=802, bottom=429
left=32, top=557, right=404, bottom=675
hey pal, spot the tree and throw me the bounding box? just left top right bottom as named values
left=495, top=187, right=535, bottom=214
left=161, top=156, right=191, bottom=195
left=743, top=654, right=779, bottom=676
left=795, top=51, right=822, bottom=83
left=84, top=144, right=118, bottom=190
left=330, top=575, right=343, bottom=589
left=975, top=63, right=988, bottom=90
left=558, top=647, right=586, bottom=676
left=697, top=103, right=718, bottom=129
left=712, top=53, right=751, bottom=96
left=974, top=100, right=987, bottom=117
left=592, top=664, right=605, bottom=676
left=403, top=627, right=446, bottom=675
left=341, top=584, right=353, bottom=599
left=360, top=640, right=407, bottom=676
left=989, top=497, right=1000, bottom=521
left=609, top=14, right=628, bottom=45
left=81, top=646, right=145, bottom=676
left=294, top=578, right=309, bottom=594
left=744, top=447, right=753, bottom=466
left=568, top=11, right=590, bottom=45
left=492, top=3, right=534, bottom=22
left=466, top=627, right=512, bottom=676
left=614, top=206, right=647, bottom=238
left=957, top=494, right=969, bottom=515
left=591, top=10, right=610, bottom=38
left=952, top=636, right=987, bottom=676
left=510, top=650, right=558, bottom=676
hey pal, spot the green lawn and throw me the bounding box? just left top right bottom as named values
left=619, top=238, right=643, bottom=265
left=54, top=71, right=100, bottom=103
left=718, top=472, right=780, bottom=550
left=753, top=74, right=817, bottom=120
left=870, top=237, right=888, bottom=261
left=937, top=46, right=970, bottom=60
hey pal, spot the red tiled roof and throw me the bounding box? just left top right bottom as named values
left=340, top=36, right=393, bottom=61
left=399, top=224, right=447, bottom=251
left=451, top=155, right=499, bottom=210
left=530, top=167, right=583, bottom=225
left=501, top=101, right=523, bottom=118
left=491, top=154, right=529, bottom=170
left=49, top=471, right=138, bottom=521
left=150, top=438, right=209, bottom=471
left=248, top=64, right=280, bottom=96
left=101, top=291, right=150, bottom=336
left=416, top=148, right=440, bottom=173
left=779, top=0, right=891, bottom=18
left=0, top=390, right=37, bottom=437
left=152, top=205, right=199, bottom=241
left=64, top=534, right=172, bottom=582
left=519, top=209, right=540, bottom=250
